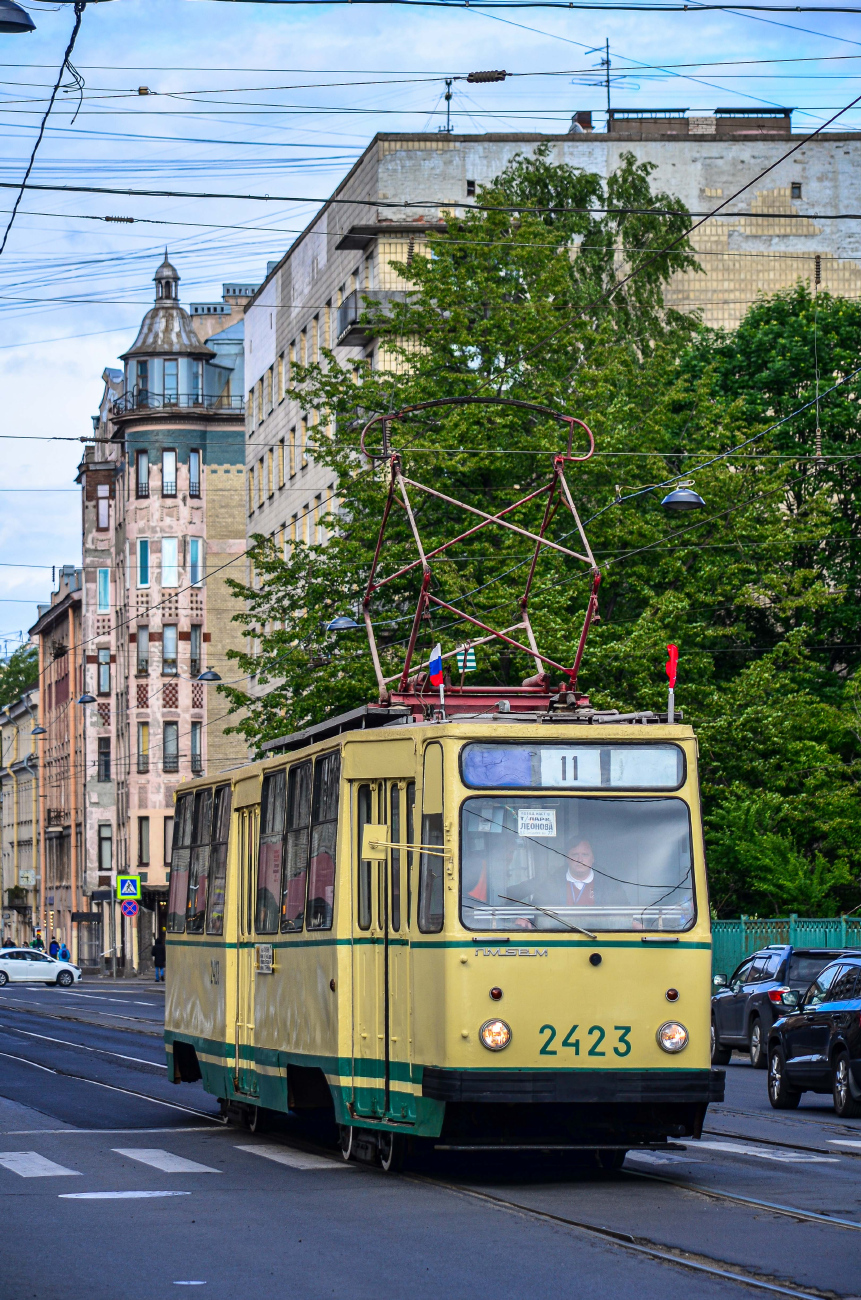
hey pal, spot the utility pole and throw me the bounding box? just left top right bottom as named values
left=604, top=39, right=611, bottom=127
left=438, top=78, right=453, bottom=134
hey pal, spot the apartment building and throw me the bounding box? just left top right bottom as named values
left=0, top=688, right=39, bottom=948
left=244, top=115, right=861, bottom=540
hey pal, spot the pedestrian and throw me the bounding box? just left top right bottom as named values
left=2, top=934, right=14, bottom=948
left=31, top=931, right=44, bottom=951
left=49, top=936, right=59, bottom=958
left=152, top=936, right=166, bottom=983
left=58, top=942, right=70, bottom=962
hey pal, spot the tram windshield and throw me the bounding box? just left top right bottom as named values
left=460, top=796, right=694, bottom=933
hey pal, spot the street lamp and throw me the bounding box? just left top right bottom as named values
left=0, top=1, right=35, bottom=33
left=31, top=725, right=46, bottom=736
left=76, top=692, right=96, bottom=705
left=197, top=668, right=221, bottom=682
left=661, top=482, right=706, bottom=512
left=325, top=615, right=360, bottom=631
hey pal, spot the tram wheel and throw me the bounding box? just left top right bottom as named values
left=377, top=1131, right=405, bottom=1174
left=594, top=1149, right=627, bottom=1172
left=339, top=1125, right=355, bottom=1162
left=244, top=1105, right=265, bottom=1133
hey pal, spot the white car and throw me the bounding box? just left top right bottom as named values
left=0, top=948, right=82, bottom=987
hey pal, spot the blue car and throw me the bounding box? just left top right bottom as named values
left=767, top=954, right=861, bottom=1118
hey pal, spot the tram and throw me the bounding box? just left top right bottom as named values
left=164, top=399, right=725, bottom=1168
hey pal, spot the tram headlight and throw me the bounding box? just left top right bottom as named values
left=480, top=1019, right=512, bottom=1051
left=657, top=1021, right=689, bottom=1053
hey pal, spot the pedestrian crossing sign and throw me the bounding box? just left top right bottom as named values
left=116, top=875, right=141, bottom=901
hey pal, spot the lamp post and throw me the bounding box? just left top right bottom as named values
left=0, top=1, right=36, bottom=33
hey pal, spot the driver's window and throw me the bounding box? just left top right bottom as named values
left=730, top=959, right=753, bottom=991
left=805, top=963, right=842, bottom=1007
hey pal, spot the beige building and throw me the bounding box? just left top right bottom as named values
left=244, top=115, right=861, bottom=541
left=0, top=688, right=39, bottom=947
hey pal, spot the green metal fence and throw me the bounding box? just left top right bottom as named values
left=711, top=916, right=861, bottom=977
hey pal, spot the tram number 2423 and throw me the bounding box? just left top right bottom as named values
left=539, top=1024, right=632, bottom=1056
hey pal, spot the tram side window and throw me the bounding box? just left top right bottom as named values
left=390, top=784, right=402, bottom=932
left=206, top=785, right=233, bottom=935
left=186, top=787, right=214, bottom=934
left=256, top=769, right=286, bottom=934
left=418, top=745, right=444, bottom=933
left=356, top=784, right=372, bottom=931
left=167, top=793, right=194, bottom=932
left=307, top=751, right=340, bottom=931
left=406, top=781, right=415, bottom=927
left=281, top=762, right=312, bottom=932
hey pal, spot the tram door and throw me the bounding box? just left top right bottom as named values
left=234, top=805, right=259, bottom=1098
left=352, top=781, right=416, bottom=1123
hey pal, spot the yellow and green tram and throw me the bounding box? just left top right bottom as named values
left=165, top=704, right=724, bottom=1168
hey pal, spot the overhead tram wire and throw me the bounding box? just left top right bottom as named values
left=0, top=1, right=86, bottom=259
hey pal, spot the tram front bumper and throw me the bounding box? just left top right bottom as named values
left=421, top=1066, right=725, bottom=1106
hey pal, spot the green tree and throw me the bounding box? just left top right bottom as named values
left=0, top=644, right=38, bottom=709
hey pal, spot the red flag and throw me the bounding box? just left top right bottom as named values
left=665, top=644, right=679, bottom=689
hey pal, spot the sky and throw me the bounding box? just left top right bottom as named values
left=1, top=0, right=860, bottom=653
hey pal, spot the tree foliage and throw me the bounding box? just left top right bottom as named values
left=0, top=644, right=38, bottom=710
left=222, top=152, right=861, bottom=917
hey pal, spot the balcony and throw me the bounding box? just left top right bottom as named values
left=163, top=754, right=179, bottom=773
left=113, top=390, right=245, bottom=416
left=189, top=480, right=201, bottom=498
left=136, top=482, right=150, bottom=499
left=161, top=480, right=177, bottom=498
left=336, top=290, right=407, bottom=347
left=137, top=756, right=149, bottom=774
left=191, top=755, right=203, bottom=774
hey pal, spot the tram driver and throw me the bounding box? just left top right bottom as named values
left=509, top=837, right=631, bottom=928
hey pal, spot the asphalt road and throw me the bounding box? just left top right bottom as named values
left=0, top=980, right=858, bottom=1300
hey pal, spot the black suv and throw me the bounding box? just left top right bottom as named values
left=711, top=946, right=861, bottom=1069
left=767, top=955, right=861, bottom=1117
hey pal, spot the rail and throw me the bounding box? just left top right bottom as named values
left=112, top=391, right=245, bottom=416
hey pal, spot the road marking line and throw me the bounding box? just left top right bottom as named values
left=0, top=1049, right=56, bottom=1073
left=60, top=1190, right=191, bottom=1199
left=829, top=1140, right=861, bottom=1149
left=113, top=1148, right=221, bottom=1174
left=0, top=1049, right=219, bottom=1118
left=694, top=1140, right=838, bottom=1164
left=0, top=1024, right=167, bottom=1068
left=626, top=1152, right=698, bottom=1166
left=0, top=1151, right=80, bottom=1177
left=235, top=1144, right=350, bottom=1171
left=1, top=1127, right=219, bottom=1135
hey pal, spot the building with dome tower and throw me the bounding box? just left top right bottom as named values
left=61, top=253, right=259, bottom=971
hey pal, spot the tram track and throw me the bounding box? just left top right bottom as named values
left=701, top=1127, right=861, bottom=1160
left=408, top=1173, right=839, bottom=1300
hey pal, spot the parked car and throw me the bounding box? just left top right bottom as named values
left=767, top=955, right=861, bottom=1118
left=711, top=946, right=861, bottom=1069
left=0, top=947, right=82, bottom=987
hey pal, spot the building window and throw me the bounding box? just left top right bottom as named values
left=191, top=720, right=202, bottom=774
left=289, top=428, right=296, bottom=478
left=164, top=815, right=175, bottom=868
left=257, top=457, right=264, bottom=507
left=96, top=483, right=110, bottom=530
left=164, top=358, right=178, bottom=404
left=98, top=824, right=112, bottom=875
left=163, top=624, right=178, bottom=675
left=137, top=721, right=149, bottom=773
left=266, top=365, right=273, bottom=411
left=190, top=624, right=202, bottom=677
left=267, top=447, right=274, bottom=497
left=248, top=387, right=254, bottom=424
left=97, top=736, right=111, bottom=782
left=161, top=537, right=178, bottom=588
left=98, top=647, right=111, bottom=695
left=137, top=626, right=149, bottom=675
left=189, top=449, right=201, bottom=497
left=138, top=816, right=150, bottom=867
left=163, top=721, right=179, bottom=772
left=256, top=378, right=264, bottom=424
left=247, top=465, right=254, bottom=515
left=311, top=316, right=319, bottom=363
left=192, top=359, right=203, bottom=403
left=137, top=538, right=150, bottom=588
left=97, top=568, right=110, bottom=613
left=467, top=179, right=476, bottom=197
left=791, top=181, right=802, bottom=199
left=135, top=360, right=148, bottom=401
left=189, top=538, right=204, bottom=587
left=291, top=513, right=298, bottom=546
left=278, top=440, right=285, bottom=489
left=136, top=451, right=149, bottom=498
left=277, top=352, right=284, bottom=401
left=324, top=301, right=331, bottom=349
left=162, top=449, right=177, bottom=497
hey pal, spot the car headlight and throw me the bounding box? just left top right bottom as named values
left=657, top=1021, right=689, bottom=1053
left=479, top=1019, right=512, bottom=1051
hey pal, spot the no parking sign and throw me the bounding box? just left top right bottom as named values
left=120, top=899, right=139, bottom=918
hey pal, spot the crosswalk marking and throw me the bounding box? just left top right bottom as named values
left=112, top=1148, right=221, bottom=1174
left=626, top=1151, right=699, bottom=1166
left=235, top=1144, right=349, bottom=1171
left=695, top=1139, right=838, bottom=1164
left=61, top=1191, right=191, bottom=1199
left=829, top=1140, right=861, bottom=1149
left=0, top=1151, right=80, bottom=1178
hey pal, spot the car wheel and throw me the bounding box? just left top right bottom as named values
left=377, top=1130, right=406, bottom=1173
left=56, top=970, right=73, bottom=988
left=832, top=1052, right=861, bottom=1119
left=711, top=1018, right=732, bottom=1066
left=768, top=1046, right=801, bottom=1109
left=0, top=971, right=8, bottom=987
left=749, top=1017, right=767, bottom=1070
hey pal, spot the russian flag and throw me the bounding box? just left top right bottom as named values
left=429, top=643, right=444, bottom=687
